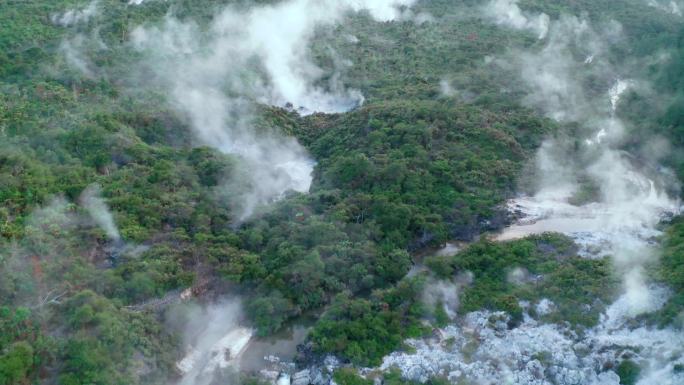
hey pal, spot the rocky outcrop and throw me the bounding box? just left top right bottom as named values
left=373, top=294, right=684, bottom=385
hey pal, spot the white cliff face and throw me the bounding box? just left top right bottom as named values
left=376, top=292, right=684, bottom=385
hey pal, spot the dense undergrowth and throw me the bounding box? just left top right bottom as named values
left=1, top=0, right=683, bottom=384
left=426, top=233, right=616, bottom=328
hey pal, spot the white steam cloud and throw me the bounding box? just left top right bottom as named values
left=516, top=17, right=607, bottom=124
left=51, top=1, right=99, bottom=27
left=646, top=0, right=683, bottom=16
left=79, top=184, right=121, bottom=242
left=132, top=0, right=416, bottom=114
left=59, top=34, right=97, bottom=78
left=170, top=299, right=253, bottom=385
left=497, top=15, right=680, bottom=316
left=422, top=273, right=472, bottom=320
left=129, top=0, right=416, bottom=220
left=483, top=0, right=550, bottom=39
left=439, top=79, right=456, bottom=97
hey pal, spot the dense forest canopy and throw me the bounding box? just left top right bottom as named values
left=1, top=1, right=683, bottom=385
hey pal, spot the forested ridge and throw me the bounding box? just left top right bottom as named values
left=1, top=1, right=684, bottom=384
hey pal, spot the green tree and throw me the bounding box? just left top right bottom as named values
left=0, top=341, right=34, bottom=385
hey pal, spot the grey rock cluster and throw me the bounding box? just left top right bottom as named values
left=374, top=298, right=684, bottom=385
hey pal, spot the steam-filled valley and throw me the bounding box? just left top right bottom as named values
left=2, top=1, right=684, bottom=385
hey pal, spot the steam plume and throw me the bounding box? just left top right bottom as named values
left=129, top=0, right=416, bottom=220
left=497, top=15, right=680, bottom=316
left=483, top=0, right=550, bottom=39
left=646, top=0, right=683, bottom=16
left=131, top=0, right=417, bottom=113
left=51, top=1, right=99, bottom=27
left=79, top=184, right=121, bottom=242
left=59, top=35, right=97, bottom=78
left=169, top=299, right=252, bottom=385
